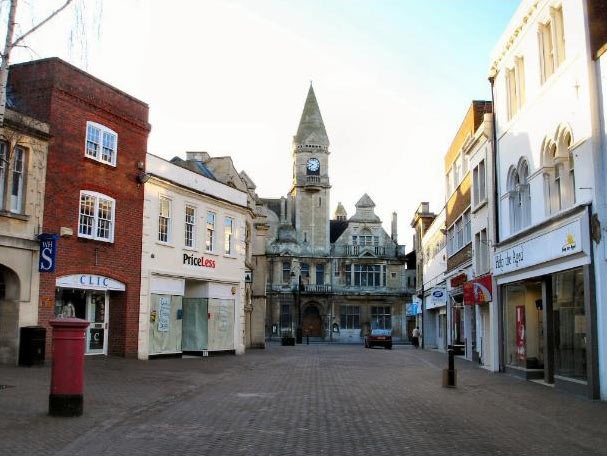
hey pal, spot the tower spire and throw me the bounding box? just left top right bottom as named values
left=294, top=84, right=329, bottom=147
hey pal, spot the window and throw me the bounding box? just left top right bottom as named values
left=10, top=146, right=25, bottom=213
left=340, top=305, right=360, bottom=329
left=78, top=191, right=115, bottom=242
left=224, top=216, right=234, bottom=255
left=352, top=235, right=377, bottom=246
left=282, top=261, right=291, bottom=284
left=345, top=263, right=352, bottom=285
left=539, top=6, right=565, bottom=84
left=447, top=210, right=472, bottom=257
left=371, top=306, right=391, bottom=330
left=472, top=159, right=487, bottom=207
left=353, top=264, right=383, bottom=287
left=475, top=229, right=489, bottom=274
left=184, top=205, right=196, bottom=248
left=506, top=57, right=525, bottom=119
left=85, top=122, right=117, bottom=166
left=205, top=212, right=215, bottom=251
left=158, top=197, right=171, bottom=243
left=316, top=263, right=325, bottom=285
left=508, top=161, right=531, bottom=234
left=280, top=304, right=292, bottom=331
left=569, top=152, right=575, bottom=204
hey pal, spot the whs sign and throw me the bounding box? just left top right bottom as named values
left=37, top=234, right=59, bottom=273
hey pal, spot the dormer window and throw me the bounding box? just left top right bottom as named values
left=85, top=121, right=118, bottom=166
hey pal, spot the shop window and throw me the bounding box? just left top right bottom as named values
left=184, top=205, right=196, bottom=248
left=552, top=268, right=586, bottom=381
left=371, top=306, right=391, bottom=330
left=504, top=282, right=543, bottom=369
left=79, top=191, right=115, bottom=242
left=85, top=121, right=117, bottom=166
left=340, top=305, right=360, bottom=329
left=158, top=196, right=171, bottom=243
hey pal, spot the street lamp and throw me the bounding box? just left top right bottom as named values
left=291, top=267, right=303, bottom=344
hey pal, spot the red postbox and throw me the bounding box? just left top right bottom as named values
left=48, top=318, right=90, bottom=417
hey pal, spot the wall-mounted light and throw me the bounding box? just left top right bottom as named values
left=136, top=171, right=151, bottom=185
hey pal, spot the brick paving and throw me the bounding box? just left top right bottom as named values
left=1, top=344, right=607, bottom=455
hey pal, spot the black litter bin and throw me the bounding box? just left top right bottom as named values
left=18, top=326, right=46, bottom=366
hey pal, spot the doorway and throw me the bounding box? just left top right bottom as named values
left=302, top=305, right=322, bottom=337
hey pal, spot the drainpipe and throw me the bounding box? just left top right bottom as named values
left=488, top=73, right=500, bottom=245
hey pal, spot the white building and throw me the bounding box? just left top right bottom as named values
left=420, top=207, right=447, bottom=351
left=490, top=0, right=601, bottom=397
left=138, top=154, right=249, bottom=359
left=468, top=113, right=498, bottom=371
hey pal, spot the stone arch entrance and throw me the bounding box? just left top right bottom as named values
left=0, top=265, right=21, bottom=365
left=302, top=304, right=322, bottom=337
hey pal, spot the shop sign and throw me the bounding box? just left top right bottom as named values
left=426, top=287, right=447, bottom=309
left=245, top=269, right=252, bottom=283
left=37, top=233, right=59, bottom=273
left=56, top=274, right=126, bottom=291
left=183, top=253, right=216, bottom=269
left=450, top=273, right=467, bottom=288
left=463, top=275, right=493, bottom=305
left=493, top=217, right=587, bottom=276
left=406, top=303, right=418, bottom=316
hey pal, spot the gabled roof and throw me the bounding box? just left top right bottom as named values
left=293, top=84, right=329, bottom=147
left=355, top=193, right=375, bottom=208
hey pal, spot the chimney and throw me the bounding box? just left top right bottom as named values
left=391, top=212, right=398, bottom=243
left=186, top=151, right=210, bottom=162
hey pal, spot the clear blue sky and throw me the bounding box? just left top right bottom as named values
left=11, top=0, right=521, bottom=246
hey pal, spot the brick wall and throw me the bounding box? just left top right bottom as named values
left=9, top=58, right=150, bottom=358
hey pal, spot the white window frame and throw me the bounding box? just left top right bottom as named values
left=475, top=229, right=489, bottom=275
left=447, top=209, right=472, bottom=258
left=78, top=190, right=115, bottom=243
left=184, top=204, right=196, bottom=248
left=224, top=216, right=234, bottom=255
left=85, top=121, right=118, bottom=167
left=506, top=56, right=525, bottom=120
left=0, top=142, right=6, bottom=211
left=158, top=196, right=171, bottom=244
left=539, top=6, right=565, bottom=84
left=10, top=146, right=25, bottom=213
left=472, top=159, right=487, bottom=208
left=206, top=211, right=216, bottom=252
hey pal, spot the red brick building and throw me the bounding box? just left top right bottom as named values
left=8, top=58, right=150, bottom=357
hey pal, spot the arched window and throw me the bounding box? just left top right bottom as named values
left=543, top=126, right=575, bottom=214
left=508, top=159, right=531, bottom=234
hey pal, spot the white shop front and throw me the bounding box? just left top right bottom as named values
left=493, top=206, right=598, bottom=397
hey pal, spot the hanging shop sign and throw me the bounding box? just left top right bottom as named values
left=463, top=275, right=493, bottom=305
left=426, top=287, right=447, bottom=309
left=450, top=273, right=468, bottom=288
left=37, top=233, right=59, bottom=273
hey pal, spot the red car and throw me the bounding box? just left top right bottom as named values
left=364, top=329, right=392, bottom=349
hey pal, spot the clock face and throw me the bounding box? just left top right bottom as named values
left=307, top=158, right=320, bottom=172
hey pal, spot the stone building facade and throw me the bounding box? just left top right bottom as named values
left=0, top=109, right=49, bottom=365
left=263, top=85, right=410, bottom=344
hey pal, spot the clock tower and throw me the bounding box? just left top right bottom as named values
left=290, top=84, right=331, bottom=254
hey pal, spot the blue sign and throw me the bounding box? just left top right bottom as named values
left=37, top=234, right=59, bottom=273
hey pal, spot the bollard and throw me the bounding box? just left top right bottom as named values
left=307, top=335, right=309, bottom=345
left=442, top=349, right=457, bottom=388
left=48, top=318, right=90, bottom=417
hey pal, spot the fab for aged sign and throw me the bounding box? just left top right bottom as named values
left=493, top=218, right=587, bottom=276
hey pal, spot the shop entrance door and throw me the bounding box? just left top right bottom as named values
left=86, top=291, right=108, bottom=355
left=302, top=306, right=322, bottom=337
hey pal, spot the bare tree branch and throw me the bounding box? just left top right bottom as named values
left=12, top=0, right=73, bottom=48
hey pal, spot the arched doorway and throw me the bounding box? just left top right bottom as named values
left=302, top=305, right=322, bottom=337
left=0, top=265, right=21, bottom=365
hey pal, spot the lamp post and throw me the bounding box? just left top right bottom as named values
left=291, top=266, right=303, bottom=344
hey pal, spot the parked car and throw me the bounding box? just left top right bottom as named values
left=364, top=329, right=392, bottom=349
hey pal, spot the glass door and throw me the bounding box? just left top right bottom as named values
left=86, top=291, right=108, bottom=355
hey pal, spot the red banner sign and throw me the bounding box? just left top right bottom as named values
left=463, top=275, right=493, bottom=305
left=450, top=273, right=468, bottom=288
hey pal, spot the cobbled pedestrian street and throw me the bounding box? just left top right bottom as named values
left=2, top=344, right=607, bottom=456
